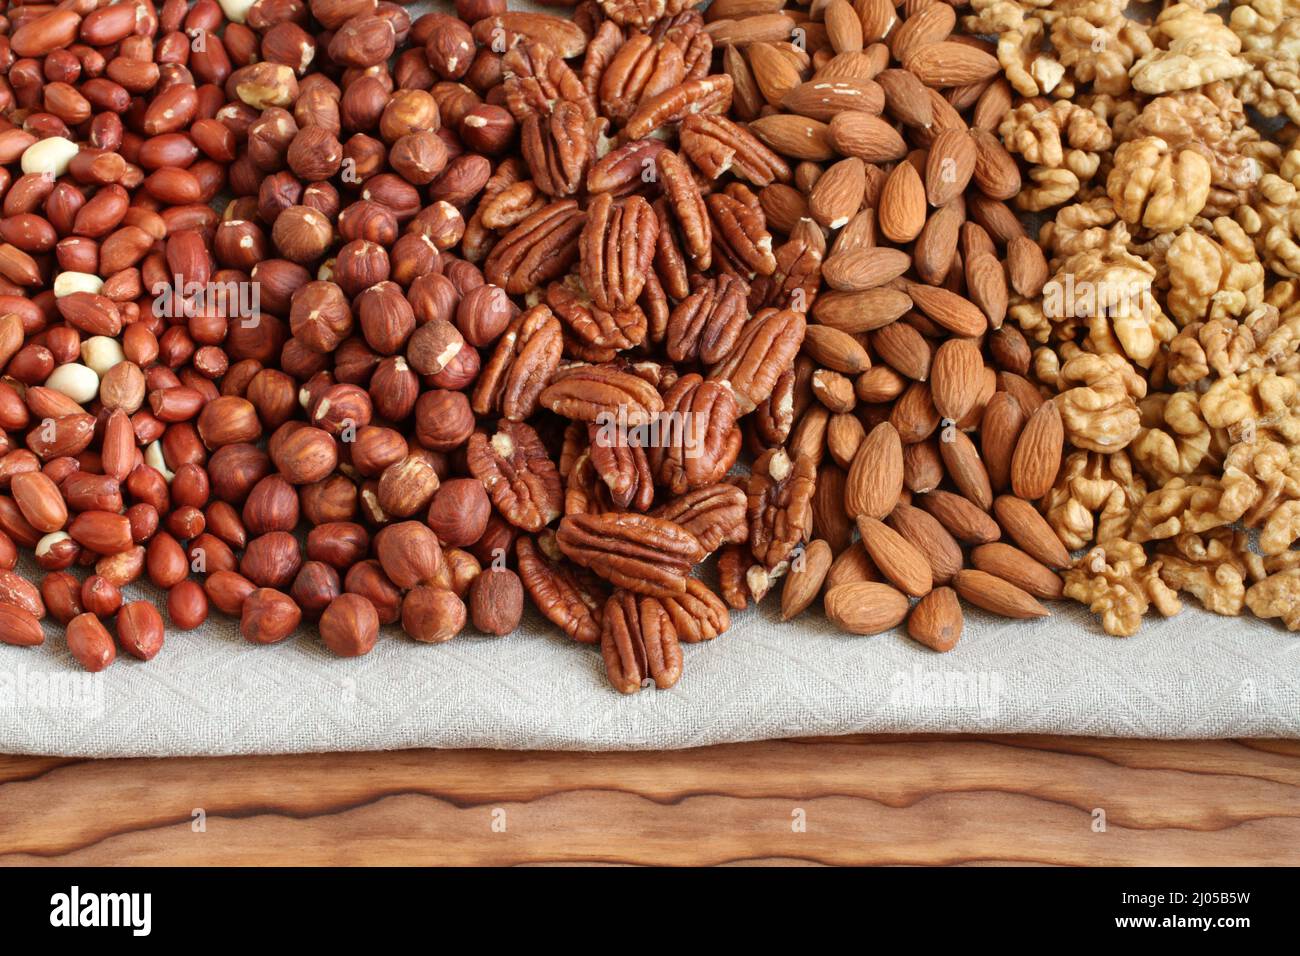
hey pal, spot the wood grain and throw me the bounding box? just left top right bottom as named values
left=2, top=736, right=1298, bottom=866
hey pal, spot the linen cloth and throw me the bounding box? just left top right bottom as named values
left=3, top=2, right=1298, bottom=755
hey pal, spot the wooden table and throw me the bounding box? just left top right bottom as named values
left=2, top=735, right=1297, bottom=866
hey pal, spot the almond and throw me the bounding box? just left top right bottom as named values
left=971, top=543, right=1064, bottom=600
left=858, top=0, right=898, bottom=43
left=748, top=41, right=803, bottom=107
left=808, top=157, right=867, bottom=230
left=824, top=581, right=909, bottom=634
left=812, top=48, right=889, bottom=83
left=889, top=380, right=941, bottom=444
left=903, top=42, right=1001, bottom=88
left=845, top=421, right=903, bottom=520
left=781, top=539, right=833, bottom=620
left=970, top=129, right=1022, bottom=201
left=826, top=413, right=866, bottom=469
left=877, top=160, right=926, bottom=243
left=888, top=2, right=955, bottom=63
left=992, top=495, right=1072, bottom=569
left=876, top=68, right=932, bottom=128
left=919, top=490, right=1001, bottom=544
left=813, top=288, right=913, bottom=332
left=749, top=114, right=835, bottom=161
left=782, top=79, right=885, bottom=122
left=924, top=129, right=976, bottom=206
left=903, top=439, right=944, bottom=494
left=1006, top=234, right=1050, bottom=298
left=912, top=199, right=964, bottom=285
left=856, top=516, right=932, bottom=597
left=825, top=541, right=879, bottom=590
left=930, top=338, right=983, bottom=422
left=953, top=568, right=1048, bottom=619
left=998, top=370, right=1048, bottom=417
left=979, top=392, right=1027, bottom=492
left=824, top=0, right=863, bottom=53
left=812, top=465, right=854, bottom=550
left=904, top=282, right=987, bottom=336
left=965, top=251, right=1008, bottom=328
left=887, top=502, right=963, bottom=585
left=938, top=428, right=993, bottom=511
left=828, top=111, right=908, bottom=163
left=874, top=322, right=932, bottom=383
left=1010, top=399, right=1064, bottom=500
left=907, top=586, right=962, bottom=652
left=802, top=324, right=870, bottom=373
left=705, top=13, right=797, bottom=47
left=973, top=77, right=1013, bottom=132
left=823, top=246, right=911, bottom=291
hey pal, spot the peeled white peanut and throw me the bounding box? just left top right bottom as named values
left=20, top=136, right=79, bottom=179
left=81, top=335, right=126, bottom=377
left=144, top=441, right=175, bottom=482
left=35, top=531, right=72, bottom=559
left=217, top=0, right=257, bottom=24
left=53, top=271, right=104, bottom=297
left=45, top=363, right=100, bottom=405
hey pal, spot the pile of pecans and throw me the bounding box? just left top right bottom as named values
left=0, top=0, right=1081, bottom=693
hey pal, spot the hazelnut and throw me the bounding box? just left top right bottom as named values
left=459, top=104, right=515, bottom=155
left=232, top=62, right=299, bottom=110
left=328, top=15, right=397, bottom=70
left=319, top=593, right=379, bottom=657
left=357, top=281, right=415, bottom=355
left=310, top=383, right=374, bottom=436
left=197, top=396, right=263, bottom=449
left=405, top=318, right=464, bottom=376
left=376, top=449, right=441, bottom=517
left=306, top=521, right=371, bottom=569
left=373, top=520, right=443, bottom=589
left=378, top=89, right=440, bottom=143
left=340, top=75, right=391, bottom=132
left=400, top=585, right=465, bottom=643
left=271, top=205, right=334, bottom=264
left=414, top=389, right=475, bottom=451
left=240, top=530, right=303, bottom=588
left=270, top=425, right=338, bottom=484
left=341, top=132, right=387, bottom=181
left=390, top=233, right=442, bottom=286
left=242, top=474, right=301, bottom=534
left=408, top=200, right=465, bottom=251
left=427, top=478, right=490, bottom=548
left=248, top=107, right=299, bottom=171
left=300, top=473, right=359, bottom=524
left=423, top=16, right=475, bottom=80
left=261, top=21, right=318, bottom=77
left=290, top=281, right=353, bottom=354
left=291, top=560, right=342, bottom=620
left=408, top=273, right=459, bottom=325
left=429, top=153, right=491, bottom=207
left=468, top=567, right=523, bottom=636
left=246, top=368, right=300, bottom=430
left=456, top=282, right=516, bottom=347
left=287, top=126, right=343, bottom=181
left=208, top=443, right=273, bottom=504
left=368, top=356, right=420, bottom=421
left=241, top=587, right=302, bottom=644
left=338, top=200, right=399, bottom=245
left=443, top=547, right=482, bottom=598
left=388, top=131, right=449, bottom=186
left=344, top=559, right=402, bottom=624
left=303, top=182, right=342, bottom=220
left=333, top=239, right=390, bottom=298
left=428, top=341, right=479, bottom=390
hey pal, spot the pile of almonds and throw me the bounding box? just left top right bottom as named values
left=0, top=0, right=1077, bottom=693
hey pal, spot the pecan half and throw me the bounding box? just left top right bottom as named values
left=707, top=307, right=807, bottom=413
left=564, top=450, right=611, bottom=516
left=656, top=150, right=711, bottom=271
left=622, top=75, right=733, bottom=142
left=539, top=362, right=665, bottom=425
left=546, top=275, right=647, bottom=356
left=754, top=217, right=824, bottom=314
left=556, top=511, right=705, bottom=597
left=651, top=482, right=748, bottom=553
left=679, top=113, right=790, bottom=186
left=579, top=192, right=659, bottom=313
left=665, top=273, right=750, bottom=365
left=708, top=188, right=777, bottom=278
left=599, top=33, right=687, bottom=125
left=647, top=373, right=740, bottom=495
left=484, top=199, right=586, bottom=295
left=661, top=577, right=730, bottom=644
left=587, top=423, right=654, bottom=511
left=751, top=366, right=795, bottom=447
left=600, top=0, right=694, bottom=30
left=588, top=139, right=668, bottom=197
left=747, top=447, right=816, bottom=572
left=517, top=532, right=605, bottom=644
left=600, top=589, right=683, bottom=694
left=472, top=304, right=563, bottom=421
left=467, top=421, right=563, bottom=533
